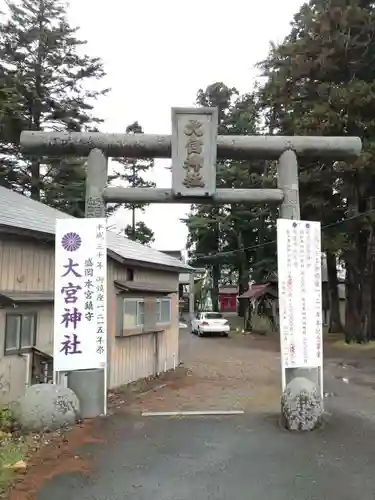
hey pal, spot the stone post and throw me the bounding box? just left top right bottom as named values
left=67, top=148, right=109, bottom=418
left=85, top=148, right=107, bottom=218
left=277, top=150, right=323, bottom=431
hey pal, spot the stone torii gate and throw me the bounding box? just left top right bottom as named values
left=21, top=107, right=361, bottom=430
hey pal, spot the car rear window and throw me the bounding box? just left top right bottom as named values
left=205, top=313, right=223, bottom=319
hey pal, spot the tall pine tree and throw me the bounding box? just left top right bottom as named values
left=184, top=82, right=277, bottom=314
left=0, top=0, right=109, bottom=214
left=257, top=0, right=375, bottom=341
left=113, top=121, right=155, bottom=245
left=184, top=83, right=238, bottom=311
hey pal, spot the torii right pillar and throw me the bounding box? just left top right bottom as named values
left=277, top=149, right=323, bottom=430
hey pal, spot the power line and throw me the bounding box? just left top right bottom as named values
left=193, top=207, right=375, bottom=262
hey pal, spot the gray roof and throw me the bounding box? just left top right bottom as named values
left=160, top=250, right=183, bottom=261
left=0, top=186, right=191, bottom=273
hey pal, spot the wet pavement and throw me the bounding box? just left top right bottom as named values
left=36, top=411, right=375, bottom=500
left=29, top=329, right=375, bottom=499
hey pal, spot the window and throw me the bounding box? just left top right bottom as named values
left=122, top=297, right=171, bottom=332
left=123, top=299, right=144, bottom=328
left=205, top=312, right=223, bottom=320
left=137, top=301, right=145, bottom=325
left=156, top=298, right=171, bottom=324
left=5, top=313, right=36, bottom=354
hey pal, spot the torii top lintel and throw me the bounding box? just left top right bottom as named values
left=20, top=107, right=361, bottom=162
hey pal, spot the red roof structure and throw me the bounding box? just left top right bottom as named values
left=238, top=283, right=276, bottom=300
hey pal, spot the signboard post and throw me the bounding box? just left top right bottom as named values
left=277, top=219, right=323, bottom=398
left=54, top=217, right=107, bottom=415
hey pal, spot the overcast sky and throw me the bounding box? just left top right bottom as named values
left=68, top=0, right=304, bottom=251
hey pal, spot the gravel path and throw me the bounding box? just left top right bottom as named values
left=129, top=330, right=281, bottom=414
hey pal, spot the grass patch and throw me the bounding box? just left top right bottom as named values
left=331, top=339, right=375, bottom=350
left=224, top=314, right=275, bottom=335
left=0, top=406, right=28, bottom=494
left=324, top=332, right=343, bottom=341
left=225, top=315, right=246, bottom=334
left=0, top=437, right=28, bottom=493
left=0, top=407, right=15, bottom=434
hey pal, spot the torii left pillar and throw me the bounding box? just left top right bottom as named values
left=67, top=149, right=109, bottom=418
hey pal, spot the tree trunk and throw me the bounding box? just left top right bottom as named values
left=131, top=165, right=136, bottom=239
left=326, top=251, right=342, bottom=333
left=359, top=222, right=375, bottom=343
left=344, top=263, right=357, bottom=343
left=238, top=290, right=246, bottom=317
left=370, top=268, right=375, bottom=340
left=343, top=187, right=365, bottom=343
left=210, top=210, right=221, bottom=312
left=238, top=266, right=250, bottom=318
left=131, top=207, right=136, bottom=238
left=344, top=255, right=363, bottom=343
left=236, top=230, right=249, bottom=317
left=30, top=7, right=44, bottom=202
left=30, top=160, right=41, bottom=200
left=211, top=263, right=220, bottom=312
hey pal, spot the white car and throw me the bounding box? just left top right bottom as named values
left=191, top=312, right=230, bottom=337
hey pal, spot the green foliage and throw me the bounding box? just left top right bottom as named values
left=184, top=82, right=278, bottom=314
left=186, top=1, right=375, bottom=335
left=113, top=121, right=155, bottom=244
left=0, top=0, right=110, bottom=215
left=124, top=221, right=154, bottom=246
left=257, top=0, right=375, bottom=341
left=0, top=433, right=27, bottom=494
left=0, top=406, right=15, bottom=433
left=42, top=157, right=87, bottom=217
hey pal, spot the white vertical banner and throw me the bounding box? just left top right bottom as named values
left=277, top=219, right=323, bottom=376
left=54, top=218, right=107, bottom=372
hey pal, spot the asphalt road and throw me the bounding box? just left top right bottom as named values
left=37, top=410, right=375, bottom=500
left=36, top=329, right=375, bottom=500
